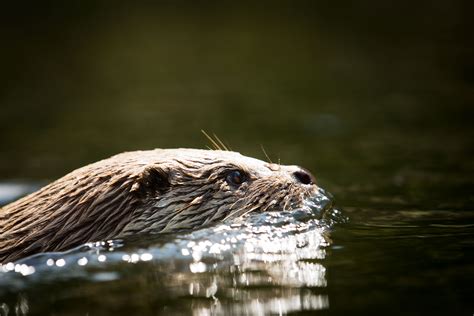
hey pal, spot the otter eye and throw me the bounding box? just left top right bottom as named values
left=226, top=170, right=246, bottom=186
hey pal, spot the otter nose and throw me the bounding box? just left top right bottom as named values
left=293, top=169, right=315, bottom=185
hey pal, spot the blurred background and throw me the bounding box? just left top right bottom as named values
left=1, top=1, right=474, bottom=314
left=0, top=1, right=471, bottom=188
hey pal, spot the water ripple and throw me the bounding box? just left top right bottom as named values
left=0, top=189, right=341, bottom=315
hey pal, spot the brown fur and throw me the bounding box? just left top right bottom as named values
left=0, top=149, right=317, bottom=263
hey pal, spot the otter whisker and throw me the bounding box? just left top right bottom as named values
left=213, top=133, right=229, bottom=151
left=282, top=184, right=295, bottom=211
left=224, top=202, right=259, bottom=221
left=201, top=130, right=222, bottom=151
left=260, top=145, right=273, bottom=164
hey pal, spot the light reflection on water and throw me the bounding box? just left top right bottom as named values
left=192, top=291, right=329, bottom=316
left=0, top=189, right=340, bottom=315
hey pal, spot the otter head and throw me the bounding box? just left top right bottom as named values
left=0, top=148, right=318, bottom=262
left=123, top=149, right=318, bottom=235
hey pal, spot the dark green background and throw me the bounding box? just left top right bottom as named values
left=1, top=1, right=473, bottom=314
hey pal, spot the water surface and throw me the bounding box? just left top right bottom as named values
left=0, top=2, right=473, bottom=315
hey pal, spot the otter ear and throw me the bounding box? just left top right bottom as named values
left=131, top=166, right=170, bottom=198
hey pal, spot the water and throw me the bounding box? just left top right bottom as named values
left=0, top=191, right=340, bottom=315
left=1, top=1, right=473, bottom=315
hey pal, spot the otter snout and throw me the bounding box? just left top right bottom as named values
left=264, top=163, right=316, bottom=186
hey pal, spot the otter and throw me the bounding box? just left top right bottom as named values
left=0, top=149, right=317, bottom=263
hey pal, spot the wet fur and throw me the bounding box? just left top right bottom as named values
left=0, top=149, right=316, bottom=263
